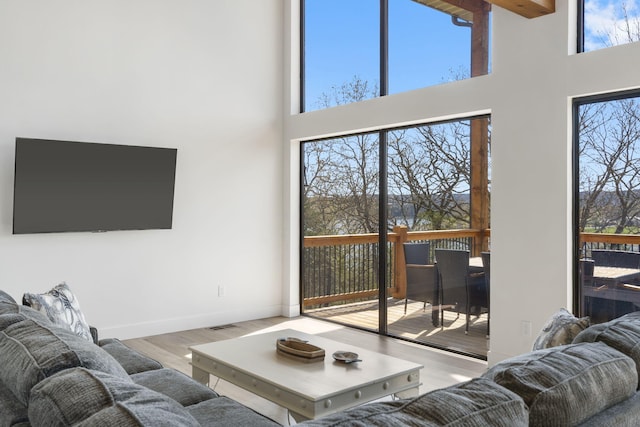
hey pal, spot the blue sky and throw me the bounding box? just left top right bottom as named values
left=584, top=0, right=640, bottom=50
left=304, top=0, right=472, bottom=110
left=304, top=1, right=638, bottom=110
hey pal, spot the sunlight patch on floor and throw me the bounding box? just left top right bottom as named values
left=244, top=316, right=345, bottom=338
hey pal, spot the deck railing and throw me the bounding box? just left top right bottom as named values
left=580, top=233, right=640, bottom=255
left=302, top=230, right=640, bottom=308
left=301, top=226, right=490, bottom=308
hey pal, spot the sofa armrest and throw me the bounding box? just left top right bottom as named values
left=90, top=326, right=99, bottom=344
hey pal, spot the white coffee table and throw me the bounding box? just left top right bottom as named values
left=189, top=329, right=422, bottom=421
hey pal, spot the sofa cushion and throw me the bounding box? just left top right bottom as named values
left=578, top=391, right=640, bottom=427
left=483, top=342, right=637, bottom=426
left=0, top=290, right=16, bottom=304
left=0, top=300, right=52, bottom=328
left=573, top=311, right=640, bottom=387
left=0, top=315, right=128, bottom=405
left=0, top=380, right=28, bottom=427
left=29, top=367, right=200, bottom=426
left=532, top=308, right=590, bottom=350
left=99, top=338, right=163, bottom=374
left=23, top=282, right=93, bottom=341
left=131, top=368, right=219, bottom=407
left=187, top=396, right=281, bottom=427
left=297, top=378, right=528, bottom=427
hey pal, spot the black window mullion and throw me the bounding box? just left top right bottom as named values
left=378, top=0, right=389, bottom=333
left=380, top=0, right=388, bottom=97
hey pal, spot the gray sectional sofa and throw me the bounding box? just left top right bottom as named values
left=300, top=311, right=640, bottom=427
left=2, top=284, right=640, bottom=426
left=0, top=290, right=279, bottom=426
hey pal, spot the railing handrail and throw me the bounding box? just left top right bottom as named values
left=580, top=233, right=640, bottom=245
left=303, top=228, right=489, bottom=248
left=302, top=228, right=491, bottom=307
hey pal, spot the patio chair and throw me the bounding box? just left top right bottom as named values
left=579, top=258, right=595, bottom=287
left=435, top=249, right=488, bottom=335
left=481, top=251, right=491, bottom=336
left=403, top=242, right=437, bottom=315
left=591, top=249, right=640, bottom=269
left=580, top=258, right=596, bottom=318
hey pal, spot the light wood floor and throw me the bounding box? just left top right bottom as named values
left=123, top=315, right=487, bottom=425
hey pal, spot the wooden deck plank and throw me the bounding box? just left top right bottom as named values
left=305, top=298, right=489, bottom=358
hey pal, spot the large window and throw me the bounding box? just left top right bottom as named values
left=303, top=0, right=379, bottom=111
left=579, top=0, right=640, bottom=52
left=302, top=0, right=491, bottom=112
left=575, top=90, right=640, bottom=323
left=301, top=116, right=491, bottom=359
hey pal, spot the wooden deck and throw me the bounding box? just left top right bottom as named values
left=305, top=298, right=489, bottom=358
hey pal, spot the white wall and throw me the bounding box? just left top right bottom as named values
left=284, top=1, right=640, bottom=364
left=0, top=0, right=285, bottom=339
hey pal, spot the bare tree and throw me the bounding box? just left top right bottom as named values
left=303, top=76, right=380, bottom=235
left=304, top=77, right=488, bottom=235
left=388, top=120, right=477, bottom=230
left=586, top=1, right=640, bottom=49
left=579, top=97, right=640, bottom=234
left=607, top=2, right=640, bottom=46
left=315, top=75, right=378, bottom=109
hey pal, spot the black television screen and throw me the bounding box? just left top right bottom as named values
left=13, top=138, right=177, bottom=234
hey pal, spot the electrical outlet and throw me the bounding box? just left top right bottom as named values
left=218, top=285, right=225, bottom=297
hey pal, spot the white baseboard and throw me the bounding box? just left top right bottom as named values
left=281, top=303, right=300, bottom=318
left=97, top=304, right=283, bottom=340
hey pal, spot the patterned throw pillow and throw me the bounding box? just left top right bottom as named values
left=22, top=282, right=93, bottom=342
left=532, top=308, right=590, bottom=350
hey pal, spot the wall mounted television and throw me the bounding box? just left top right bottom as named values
left=13, top=138, right=177, bottom=234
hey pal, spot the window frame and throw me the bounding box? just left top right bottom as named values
left=572, top=88, right=640, bottom=315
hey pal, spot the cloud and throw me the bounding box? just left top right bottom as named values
left=584, top=0, right=640, bottom=50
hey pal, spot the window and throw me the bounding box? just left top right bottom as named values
left=303, top=0, right=379, bottom=111
left=579, top=0, right=640, bottom=52
left=302, top=0, right=491, bottom=112
left=575, top=90, right=640, bottom=323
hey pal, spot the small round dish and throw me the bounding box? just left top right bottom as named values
left=332, top=351, right=361, bottom=363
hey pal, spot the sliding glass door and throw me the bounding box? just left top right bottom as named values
left=301, top=132, right=381, bottom=332
left=575, top=90, right=640, bottom=323
left=301, top=116, right=491, bottom=359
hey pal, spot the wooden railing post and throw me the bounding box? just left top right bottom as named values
left=391, top=225, right=408, bottom=299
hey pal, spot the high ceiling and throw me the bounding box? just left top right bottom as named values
left=412, top=0, right=554, bottom=20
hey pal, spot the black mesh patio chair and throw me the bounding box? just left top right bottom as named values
left=591, top=249, right=640, bottom=269
left=481, top=251, right=491, bottom=337
left=435, top=249, right=488, bottom=336
left=403, top=242, right=437, bottom=315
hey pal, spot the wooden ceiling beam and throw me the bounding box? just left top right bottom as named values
left=486, top=0, right=555, bottom=18
left=414, top=0, right=554, bottom=20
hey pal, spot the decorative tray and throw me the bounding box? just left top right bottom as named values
left=276, top=337, right=325, bottom=362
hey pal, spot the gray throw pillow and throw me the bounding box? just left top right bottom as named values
left=0, top=315, right=128, bottom=405
left=532, top=308, right=590, bottom=350
left=483, top=342, right=637, bottom=426
left=23, top=282, right=93, bottom=341
left=573, top=311, right=640, bottom=387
